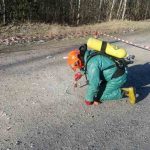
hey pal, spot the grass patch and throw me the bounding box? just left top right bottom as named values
left=0, top=20, right=150, bottom=47
left=0, top=20, right=150, bottom=38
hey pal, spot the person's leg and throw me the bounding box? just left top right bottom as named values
left=98, top=73, right=127, bottom=101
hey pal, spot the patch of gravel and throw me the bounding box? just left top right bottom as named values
left=0, top=31, right=150, bottom=150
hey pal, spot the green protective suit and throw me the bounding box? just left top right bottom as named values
left=83, top=50, right=127, bottom=102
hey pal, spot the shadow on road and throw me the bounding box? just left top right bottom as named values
left=127, top=62, right=150, bottom=102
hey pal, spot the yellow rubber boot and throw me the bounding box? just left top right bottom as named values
left=122, top=87, right=136, bottom=105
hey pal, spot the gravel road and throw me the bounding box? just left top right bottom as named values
left=0, top=31, right=150, bottom=150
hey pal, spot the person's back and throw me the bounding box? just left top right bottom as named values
left=84, top=50, right=122, bottom=82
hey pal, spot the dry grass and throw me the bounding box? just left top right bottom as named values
left=47, top=20, right=150, bottom=36
left=0, top=20, right=150, bottom=38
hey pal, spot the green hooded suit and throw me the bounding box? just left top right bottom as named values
left=83, top=50, right=127, bottom=102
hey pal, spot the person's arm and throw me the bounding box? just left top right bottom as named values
left=85, top=62, right=101, bottom=104
left=74, top=67, right=87, bottom=81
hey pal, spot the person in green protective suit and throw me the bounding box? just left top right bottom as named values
left=83, top=50, right=127, bottom=105
left=67, top=44, right=136, bottom=106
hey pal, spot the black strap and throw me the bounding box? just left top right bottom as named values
left=103, top=64, right=116, bottom=71
left=112, top=67, right=125, bottom=78
left=101, top=41, right=107, bottom=53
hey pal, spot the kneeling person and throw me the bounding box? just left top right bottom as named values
left=67, top=43, right=136, bottom=106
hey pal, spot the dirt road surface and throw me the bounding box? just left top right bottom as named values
left=0, top=31, right=150, bottom=150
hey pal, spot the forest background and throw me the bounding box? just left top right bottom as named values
left=0, top=0, right=149, bottom=25
left=0, top=0, right=150, bottom=45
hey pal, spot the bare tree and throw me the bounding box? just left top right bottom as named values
left=109, top=0, right=116, bottom=21
left=117, top=0, right=123, bottom=19
left=122, top=0, right=127, bottom=20
left=77, top=0, right=81, bottom=25
left=98, top=0, right=103, bottom=21
left=144, top=1, right=149, bottom=19
left=2, top=0, right=5, bottom=24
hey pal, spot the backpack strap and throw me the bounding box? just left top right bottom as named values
left=84, top=52, right=99, bottom=82
left=84, top=51, right=101, bottom=76
left=101, top=41, right=107, bottom=52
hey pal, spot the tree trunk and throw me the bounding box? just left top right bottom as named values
left=144, top=1, right=149, bottom=19
left=77, top=0, right=81, bottom=26
left=117, top=0, right=123, bottom=19
left=69, top=0, right=74, bottom=24
left=2, top=0, right=6, bottom=24
left=98, top=0, right=103, bottom=21
left=109, top=0, right=116, bottom=21
left=122, top=0, right=127, bottom=20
